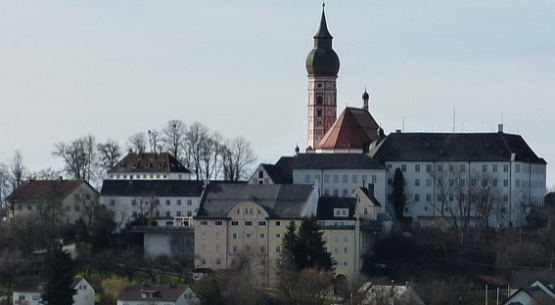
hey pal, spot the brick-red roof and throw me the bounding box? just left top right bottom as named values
left=108, top=152, right=190, bottom=174
left=7, top=179, right=89, bottom=202
left=316, top=107, right=380, bottom=151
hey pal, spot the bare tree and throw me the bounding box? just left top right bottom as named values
left=147, top=129, right=162, bottom=154
left=97, top=139, right=121, bottom=171
left=185, top=122, right=222, bottom=180
left=29, top=167, right=62, bottom=180
left=430, top=166, right=501, bottom=245
left=221, top=137, right=257, bottom=181
left=127, top=132, right=147, bottom=153
left=52, top=135, right=98, bottom=182
left=9, top=151, right=26, bottom=190
left=162, top=120, right=187, bottom=162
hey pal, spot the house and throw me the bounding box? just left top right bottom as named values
left=502, top=279, right=555, bottom=305
left=7, top=178, right=99, bottom=224
left=510, top=269, right=555, bottom=296
left=317, top=186, right=391, bottom=281
left=12, top=277, right=94, bottom=305
left=116, top=284, right=198, bottom=305
left=194, top=183, right=319, bottom=287
left=100, top=179, right=204, bottom=228
left=370, top=130, right=547, bottom=227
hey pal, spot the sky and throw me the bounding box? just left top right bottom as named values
left=1, top=1, right=554, bottom=185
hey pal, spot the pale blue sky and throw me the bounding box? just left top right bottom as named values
left=1, top=1, right=554, bottom=185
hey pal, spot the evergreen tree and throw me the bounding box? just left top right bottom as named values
left=281, top=217, right=334, bottom=271
left=40, top=244, right=76, bottom=305
left=392, top=168, right=406, bottom=221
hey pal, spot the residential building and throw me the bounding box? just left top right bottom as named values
left=116, top=284, right=198, bottom=305
left=13, top=277, right=94, bottom=305
left=316, top=186, right=390, bottom=280
left=100, top=179, right=204, bottom=228
left=370, top=130, right=547, bottom=227
left=502, top=279, right=555, bottom=305
left=7, top=178, right=98, bottom=224
left=194, top=183, right=319, bottom=287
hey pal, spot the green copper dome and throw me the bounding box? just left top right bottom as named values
left=305, top=8, right=340, bottom=76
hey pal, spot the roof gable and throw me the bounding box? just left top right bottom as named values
left=316, top=107, right=380, bottom=151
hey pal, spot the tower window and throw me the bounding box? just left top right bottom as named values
left=316, top=109, right=322, bottom=117
left=316, top=96, right=323, bottom=105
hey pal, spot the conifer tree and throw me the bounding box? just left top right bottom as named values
left=40, top=244, right=75, bottom=305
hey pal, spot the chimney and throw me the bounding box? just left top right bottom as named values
left=498, top=124, right=504, bottom=133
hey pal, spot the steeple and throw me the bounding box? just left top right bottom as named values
left=306, top=4, right=340, bottom=150
left=305, top=4, right=340, bottom=76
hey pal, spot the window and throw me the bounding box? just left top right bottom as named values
left=131, top=199, right=137, bottom=206
left=388, top=178, right=392, bottom=185
left=215, top=220, right=223, bottom=226
left=187, top=200, right=192, bottom=206
left=437, top=164, right=443, bottom=171
left=260, top=246, right=265, bottom=253
left=304, top=174, right=310, bottom=183
left=187, top=211, right=192, bottom=217
left=246, top=233, right=251, bottom=238
left=426, top=179, right=432, bottom=187
left=275, top=221, right=281, bottom=226
left=344, top=235, right=348, bottom=242
left=333, top=175, right=339, bottom=183
left=258, top=221, right=266, bottom=226
left=344, top=247, right=348, bottom=253
left=493, top=179, right=498, bottom=187
left=460, top=164, right=466, bottom=172
left=232, top=233, right=237, bottom=239
left=201, top=258, right=206, bottom=265
left=177, top=199, right=181, bottom=206
left=245, top=221, right=253, bottom=226
left=231, top=221, right=239, bottom=226
left=324, top=189, right=329, bottom=195
left=342, top=175, right=348, bottom=183
left=74, top=205, right=80, bottom=211
left=233, top=246, right=238, bottom=253
left=426, top=194, right=432, bottom=202
left=276, top=246, right=281, bottom=253
left=503, top=195, right=509, bottom=202
left=516, top=164, right=521, bottom=172
left=504, top=164, right=509, bottom=172
left=200, top=220, right=208, bottom=226
left=258, top=170, right=264, bottom=178
left=426, top=164, right=432, bottom=172
left=276, top=233, right=281, bottom=238
left=372, top=175, right=377, bottom=183
left=176, top=211, right=181, bottom=216
left=109, top=199, right=115, bottom=206
left=342, top=189, right=348, bottom=196
left=333, top=189, right=339, bottom=196
left=216, top=258, right=221, bottom=265
left=504, top=179, right=509, bottom=187
left=415, top=164, right=420, bottom=172
left=516, top=179, right=520, bottom=187
left=401, top=164, right=406, bottom=172
left=482, top=164, right=488, bottom=172
left=415, top=179, right=420, bottom=186
left=166, top=199, right=171, bottom=205
left=415, top=194, right=420, bottom=202
left=493, top=164, right=498, bottom=172
left=260, top=233, right=265, bottom=238
left=324, top=175, right=329, bottom=183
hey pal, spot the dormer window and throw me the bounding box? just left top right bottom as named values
left=334, top=208, right=348, bottom=217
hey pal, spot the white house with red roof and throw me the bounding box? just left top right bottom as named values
left=116, top=284, right=198, bottom=305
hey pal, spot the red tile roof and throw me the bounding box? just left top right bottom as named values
left=316, top=107, right=380, bottom=151
left=7, top=179, right=89, bottom=202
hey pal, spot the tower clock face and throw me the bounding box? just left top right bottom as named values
left=315, top=119, right=323, bottom=127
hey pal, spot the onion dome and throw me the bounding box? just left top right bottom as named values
left=305, top=6, right=340, bottom=76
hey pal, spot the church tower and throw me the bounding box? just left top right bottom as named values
left=305, top=4, right=340, bottom=150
